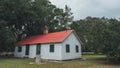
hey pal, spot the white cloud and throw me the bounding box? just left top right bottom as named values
left=49, top=0, right=120, bottom=20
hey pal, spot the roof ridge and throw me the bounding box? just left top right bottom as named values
left=46, top=29, right=73, bottom=34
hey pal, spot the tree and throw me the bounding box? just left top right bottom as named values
left=70, top=17, right=103, bottom=51
left=0, top=19, right=16, bottom=52
left=0, top=0, right=73, bottom=40
left=47, top=5, right=73, bottom=32
left=87, top=18, right=108, bottom=53
left=0, top=0, right=74, bottom=52
left=87, top=18, right=120, bottom=61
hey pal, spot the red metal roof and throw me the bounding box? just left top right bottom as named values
left=16, top=30, right=73, bottom=45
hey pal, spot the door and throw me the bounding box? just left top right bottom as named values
left=25, top=45, right=29, bottom=55
left=36, top=44, right=41, bottom=55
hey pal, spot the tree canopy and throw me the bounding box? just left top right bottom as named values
left=71, top=17, right=120, bottom=61
left=0, top=0, right=73, bottom=52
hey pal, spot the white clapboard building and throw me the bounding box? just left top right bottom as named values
left=14, top=28, right=82, bottom=60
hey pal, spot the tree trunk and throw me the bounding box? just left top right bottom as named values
left=35, top=55, right=41, bottom=64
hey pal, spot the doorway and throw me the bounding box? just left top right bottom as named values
left=36, top=44, right=41, bottom=55
left=25, top=44, right=29, bottom=55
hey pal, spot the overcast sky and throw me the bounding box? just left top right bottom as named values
left=49, top=0, right=120, bottom=20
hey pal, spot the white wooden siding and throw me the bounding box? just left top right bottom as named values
left=14, top=46, right=26, bottom=58
left=29, top=45, right=36, bottom=58
left=41, top=43, right=62, bottom=60
left=61, top=32, right=82, bottom=60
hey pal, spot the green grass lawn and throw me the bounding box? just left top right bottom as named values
left=0, top=54, right=120, bottom=68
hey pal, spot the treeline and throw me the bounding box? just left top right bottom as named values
left=0, top=0, right=120, bottom=61
left=71, top=17, right=120, bottom=61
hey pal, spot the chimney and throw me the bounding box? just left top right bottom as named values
left=43, top=26, right=49, bottom=34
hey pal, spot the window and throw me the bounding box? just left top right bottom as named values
left=50, top=44, right=54, bottom=52
left=66, top=44, right=70, bottom=53
left=18, top=46, right=22, bottom=52
left=76, top=45, right=79, bottom=52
